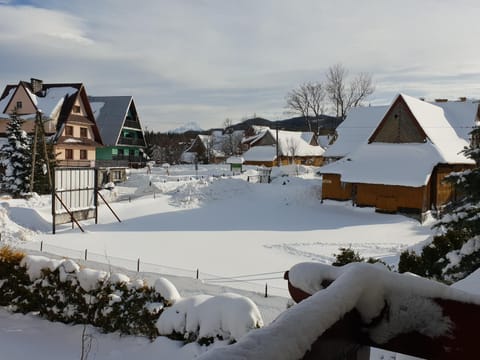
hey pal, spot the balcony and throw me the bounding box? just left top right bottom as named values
left=123, top=120, right=141, bottom=129
left=57, top=160, right=95, bottom=168
left=117, top=137, right=146, bottom=146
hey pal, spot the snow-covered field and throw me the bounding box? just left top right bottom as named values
left=0, top=164, right=439, bottom=359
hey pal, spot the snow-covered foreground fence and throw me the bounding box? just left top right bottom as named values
left=20, top=241, right=290, bottom=297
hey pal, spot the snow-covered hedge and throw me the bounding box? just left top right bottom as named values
left=0, top=249, right=166, bottom=339
left=0, top=248, right=264, bottom=345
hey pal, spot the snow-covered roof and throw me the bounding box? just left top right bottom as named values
left=320, top=94, right=474, bottom=186
left=245, top=127, right=323, bottom=156
left=0, top=87, right=15, bottom=113
left=33, top=87, right=78, bottom=119
left=226, top=156, right=245, bottom=164
left=243, top=145, right=277, bottom=162
left=89, top=96, right=136, bottom=146
left=432, top=99, right=479, bottom=141
left=321, top=142, right=466, bottom=186
left=323, top=105, right=389, bottom=158
left=276, top=130, right=324, bottom=157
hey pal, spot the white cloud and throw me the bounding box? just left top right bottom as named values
left=1, top=0, right=480, bottom=131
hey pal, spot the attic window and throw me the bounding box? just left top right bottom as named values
left=80, top=127, right=88, bottom=138
left=16, top=101, right=22, bottom=110
left=73, top=105, right=81, bottom=114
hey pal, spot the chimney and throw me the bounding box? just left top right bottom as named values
left=30, top=78, right=43, bottom=94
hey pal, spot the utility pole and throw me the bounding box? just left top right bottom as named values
left=276, top=126, right=280, bottom=167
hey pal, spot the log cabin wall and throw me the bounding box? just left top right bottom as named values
left=321, top=174, right=352, bottom=201
left=355, top=183, right=427, bottom=213
left=432, top=164, right=475, bottom=209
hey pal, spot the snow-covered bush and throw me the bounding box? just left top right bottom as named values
left=0, top=249, right=264, bottom=345
left=0, top=251, right=167, bottom=339
left=399, top=127, right=480, bottom=283
left=157, top=293, right=264, bottom=344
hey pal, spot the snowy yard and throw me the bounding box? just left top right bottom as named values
left=0, top=164, right=437, bottom=359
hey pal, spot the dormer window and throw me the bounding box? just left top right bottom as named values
left=80, top=127, right=88, bottom=138
left=73, top=105, right=81, bottom=114
left=16, top=101, right=22, bottom=110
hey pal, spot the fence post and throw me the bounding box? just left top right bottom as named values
left=137, top=258, right=140, bottom=272
left=265, top=283, right=268, bottom=298
left=196, top=269, right=199, bottom=279
left=40, top=241, right=43, bottom=252
left=153, top=192, right=156, bottom=199
left=84, top=249, right=88, bottom=261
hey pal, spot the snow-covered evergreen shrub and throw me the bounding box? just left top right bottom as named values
left=0, top=249, right=264, bottom=344
left=0, top=251, right=166, bottom=339
left=399, top=127, right=480, bottom=283
left=0, top=111, right=31, bottom=197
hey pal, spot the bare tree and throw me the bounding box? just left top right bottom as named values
left=284, top=136, right=301, bottom=165
left=285, top=82, right=327, bottom=132
left=326, top=63, right=375, bottom=118
left=285, top=84, right=310, bottom=128
left=221, top=118, right=242, bottom=157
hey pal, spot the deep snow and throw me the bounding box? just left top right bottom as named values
left=0, top=164, right=450, bottom=359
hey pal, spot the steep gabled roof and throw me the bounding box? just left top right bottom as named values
left=434, top=99, right=480, bottom=141
left=323, top=105, right=389, bottom=159
left=88, top=96, right=138, bottom=146
left=1, top=81, right=102, bottom=145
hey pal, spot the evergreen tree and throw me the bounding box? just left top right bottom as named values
left=30, top=120, right=56, bottom=195
left=399, top=127, right=480, bottom=282
left=0, top=110, right=32, bottom=197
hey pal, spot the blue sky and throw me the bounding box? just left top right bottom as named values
left=1, top=0, right=479, bottom=131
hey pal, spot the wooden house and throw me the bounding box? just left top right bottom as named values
left=181, top=130, right=243, bottom=164
left=0, top=79, right=103, bottom=167
left=242, top=127, right=324, bottom=167
left=320, top=94, right=477, bottom=216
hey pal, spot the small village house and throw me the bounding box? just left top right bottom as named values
left=181, top=130, right=244, bottom=164
left=242, top=127, right=324, bottom=167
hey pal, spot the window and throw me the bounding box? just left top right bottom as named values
left=80, top=127, right=88, bottom=138
left=65, top=126, right=73, bottom=136
left=65, top=149, right=73, bottom=160
left=73, top=105, right=81, bottom=114
left=16, top=101, right=22, bottom=110
left=80, top=149, right=87, bottom=160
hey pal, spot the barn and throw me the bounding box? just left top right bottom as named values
left=320, top=94, right=476, bottom=216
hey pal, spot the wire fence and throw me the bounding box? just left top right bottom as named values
left=19, top=241, right=290, bottom=298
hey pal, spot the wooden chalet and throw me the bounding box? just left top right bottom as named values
left=242, top=128, right=324, bottom=167
left=0, top=78, right=103, bottom=167
left=320, top=94, right=477, bottom=216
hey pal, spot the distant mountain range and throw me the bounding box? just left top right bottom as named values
left=226, top=115, right=342, bottom=133
left=167, top=115, right=342, bottom=135
left=168, top=121, right=204, bottom=134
